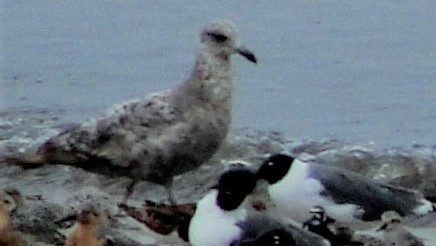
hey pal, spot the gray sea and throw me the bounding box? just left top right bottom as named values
left=1, top=1, right=435, bottom=148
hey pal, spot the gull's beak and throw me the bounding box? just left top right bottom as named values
left=376, top=223, right=388, bottom=231
left=237, top=46, right=257, bottom=63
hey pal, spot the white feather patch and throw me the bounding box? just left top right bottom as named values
left=189, top=190, right=246, bottom=246
left=412, top=198, right=434, bottom=215
left=268, top=159, right=363, bottom=223
left=268, top=159, right=324, bottom=223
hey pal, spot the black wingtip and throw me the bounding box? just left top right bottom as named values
left=425, top=196, right=436, bottom=203
left=177, top=216, right=192, bottom=242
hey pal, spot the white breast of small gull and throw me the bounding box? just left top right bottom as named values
left=188, top=190, right=246, bottom=246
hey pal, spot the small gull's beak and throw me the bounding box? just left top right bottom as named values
left=237, top=46, right=257, bottom=63
left=376, top=223, right=388, bottom=231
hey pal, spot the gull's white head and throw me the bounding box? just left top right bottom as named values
left=200, top=20, right=256, bottom=63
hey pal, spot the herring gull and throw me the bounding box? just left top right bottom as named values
left=17, top=20, right=257, bottom=203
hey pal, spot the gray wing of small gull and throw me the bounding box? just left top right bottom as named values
left=309, top=163, right=429, bottom=220
left=233, top=213, right=330, bottom=246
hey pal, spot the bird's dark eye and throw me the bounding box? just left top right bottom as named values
left=224, top=190, right=232, bottom=196
left=207, top=32, right=228, bottom=43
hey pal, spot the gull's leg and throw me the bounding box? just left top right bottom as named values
left=117, top=179, right=137, bottom=216
left=121, top=179, right=137, bottom=206
left=164, top=177, right=176, bottom=205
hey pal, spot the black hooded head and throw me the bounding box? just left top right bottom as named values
left=215, top=167, right=256, bottom=211
left=256, top=154, right=295, bottom=184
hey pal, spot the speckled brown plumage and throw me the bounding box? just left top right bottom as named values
left=15, top=21, right=256, bottom=202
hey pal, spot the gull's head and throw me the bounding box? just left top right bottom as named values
left=256, top=154, right=295, bottom=184
left=76, top=203, right=109, bottom=232
left=200, top=20, right=256, bottom=63
left=214, top=166, right=257, bottom=211
left=310, top=205, right=326, bottom=221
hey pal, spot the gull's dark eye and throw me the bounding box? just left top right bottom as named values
left=207, top=32, right=228, bottom=43
left=223, top=190, right=232, bottom=196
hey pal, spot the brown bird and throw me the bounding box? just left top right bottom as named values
left=0, top=189, right=27, bottom=246
left=12, top=20, right=257, bottom=204
left=65, top=204, right=109, bottom=246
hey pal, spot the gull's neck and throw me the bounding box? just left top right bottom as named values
left=172, top=50, right=233, bottom=110
left=197, top=190, right=247, bottom=221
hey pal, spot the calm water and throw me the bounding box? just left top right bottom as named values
left=1, top=0, right=436, bottom=148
